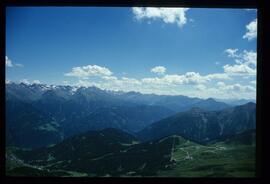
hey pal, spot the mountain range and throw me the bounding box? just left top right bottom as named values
left=6, top=82, right=249, bottom=148
left=137, top=102, right=255, bottom=143
left=5, top=82, right=256, bottom=177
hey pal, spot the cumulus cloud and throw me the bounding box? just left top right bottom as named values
left=198, top=82, right=255, bottom=99
left=76, top=80, right=95, bottom=87
left=72, top=70, right=223, bottom=95
left=141, top=77, right=165, bottom=85
left=6, top=56, right=13, bottom=67
left=6, top=56, right=23, bottom=67
left=151, top=66, right=166, bottom=75
left=216, top=81, right=226, bottom=87
left=205, top=73, right=231, bottom=80
left=69, top=72, right=255, bottom=99
left=142, top=72, right=230, bottom=86
left=32, top=80, right=41, bottom=84
left=66, top=65, right=231, bottom=91
left=195, top=84, right=206, bottom=91
left=142, top=73, right=202, bottom=85
left=242, top=50, right=257, bottom=66
left=225, top=49, right=239, bottom=58
left=170, top=81, right=256, bottom=100
left=223, top=49, right=256, bottom=76
left=243, top=18, right=257, bottom=41
left=101, top=76, right=118, bottom=81
left=121, top=77, right=142, bottom=85
left=132, top=7, right=189, bottom=27
left=19, top=79, right=31, bottom=85
left=217, top=82, right=256, bottom=93
left=64, top=62, right=254, bottom=99
left=78, top=76, right=142, bottom=92
left=19, top=79, right=42, bottom=85
left=182, top=72, right=208, bottom=84
left=65, top=65, right=113, bottom=78
left=224, top=49, right=256, bottom=66
left=223, top=64, right=256, bottom=75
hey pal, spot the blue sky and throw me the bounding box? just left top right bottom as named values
left=6, top=7, right=257, bottom=99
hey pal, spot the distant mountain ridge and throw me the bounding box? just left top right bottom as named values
left=6, top=82, right=240, bottom=111
left=214, top=98, right=256, bottom=106
left=5, top=82, right=255, bottom=149
left=137, top=102, right=256, bottom=143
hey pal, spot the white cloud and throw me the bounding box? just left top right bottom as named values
left=224, top=49, right=239, bottom=58
left=250, top=80, right=256, bottom=85
left=65, top=65, right=113, bottom=78
left=223, top=49, right=256, bottom=76
left=77, top=80, right=94, bottom=87
left=243, top=18, right=257, bottom=41
left=171, top=80, right=256, bottom=100
left=73, top=72, right=211, bottom=95
left=151, top=66, right=166, bottom=75
left=163, top=72, right=207, bottom=85
left=141, top=77, right=165, bottom=85
left=19, top=79, right=42, bottom=85
left=224, top=49, right=256, bottom=66
left=201, top=82, right=256, bottom=99
left=242, top=50, right=257, bottom=66
left=216, top=82, right=255, bottom=92
left=227, top=84, right=254, bottom=92
left=164, top=74, right=186, bottom=84
left=32, top=80, right=41, bottom=84
left=121, top=77, right=141, bottom=85
left=6, top=56, right=13, bottom=67
left=217, top=81, right=226, bottom=87
left=68, top=67, right=227, bottom=89
left=70, top=72, right=255, bottom=100
left=182, top=72, right=208, bottom=84
left=19, top=79, right=30, bottom=85
left=142, top=74, right=191, bottom=85
left=64, top=61, right=254, bottom=99
left=195, top=84, right=206, bottom=91
left=132, top=7, right=189, bottom=27
left=205, top=73, right=231, bottom=80
left=6, top=56, right=23, bottom=67
left=142, top=71, right=230, bottom=86
left=102, top=76, right=118, bottom=81
left=223, top=64, right=256, bottom=75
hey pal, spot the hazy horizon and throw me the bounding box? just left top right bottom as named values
left=5, top=80, right=256, bottom=101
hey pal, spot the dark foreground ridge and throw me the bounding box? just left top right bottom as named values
left=6, top=128, right=255, bottom=177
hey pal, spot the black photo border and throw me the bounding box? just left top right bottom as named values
left=1, top=0, right=269, bottom=184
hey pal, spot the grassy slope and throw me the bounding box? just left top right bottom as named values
left=6, top=137, right=255, bottom=177
left=157, top=141, right=255, bottom=177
